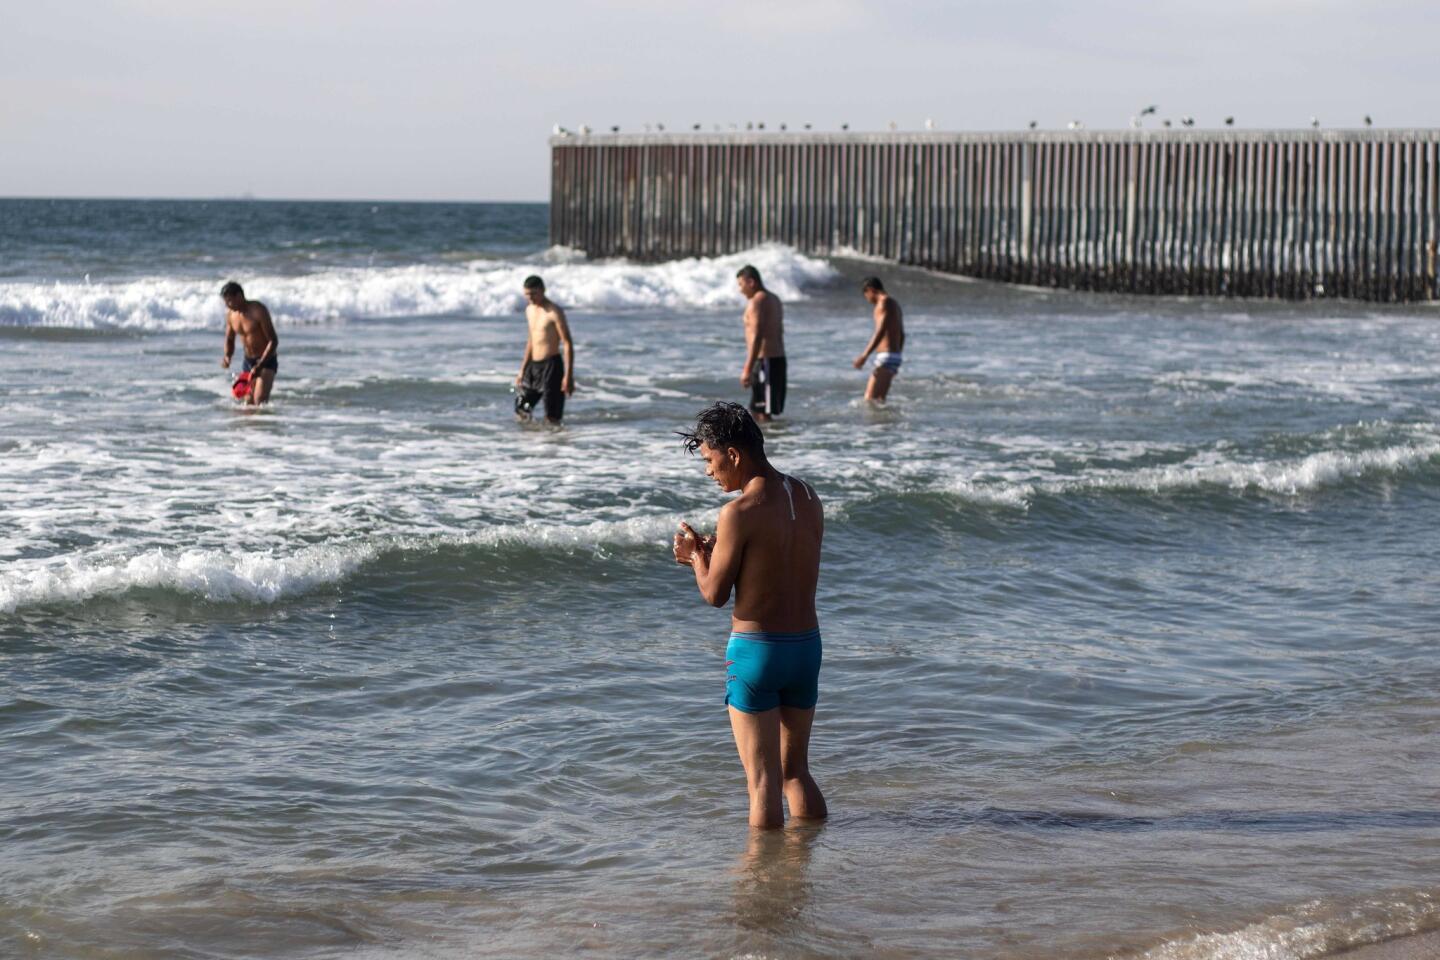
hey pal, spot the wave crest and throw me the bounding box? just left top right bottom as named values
left=0, top=245, right=836, bottom=331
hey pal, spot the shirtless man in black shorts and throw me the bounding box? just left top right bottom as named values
left=514, top=275, right=575, bottom=424
left=736, top=265, right=786, bottom=422
left=220, top=281, right=278, bottom=405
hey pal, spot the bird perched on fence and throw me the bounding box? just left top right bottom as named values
left=757, top=122, right=766, bottom=130
left=1364, top=115, right=1373, bottom=127
left=552, top=124, right=571, bottom=137
left=578, top=124, right=591, bottom=135
left=804, top=123, right=812, bottom=130
left=1311, top=117, right=1320, bottom=128
left=610, top=125, right=620, bottom=133
left=1067, top=120, right=1084, bottom=130
left=841, top=123, right=849, bottom=131
left=780, top=123, right=787, bottom=131
left=1162, top=119, right=1172, bottom=128
left=1028, top=120, right=1037, bottom=129
left=1224, top=117, right=1234, bottom=126
left=657, top=123, right=665, bottom=132
left=1130, top=116, right=1141, bottom=129
left=693, top=123, right=701, bottom=131
left=888, top=120, right=898, bottom=131
left=924, top=118, right=935, bottom=130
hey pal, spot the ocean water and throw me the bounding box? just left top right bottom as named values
left=2, top=198, right=1439, bottom=960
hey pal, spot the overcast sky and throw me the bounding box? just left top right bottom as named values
left=2, top=0, right=1434, bottom=202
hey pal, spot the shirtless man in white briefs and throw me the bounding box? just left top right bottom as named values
left=852, top=276, right=905, bottom=402
left=514, top=275, right=575, bottom=424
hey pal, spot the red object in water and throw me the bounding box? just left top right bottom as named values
left=232, top=371, right=253, bottom=399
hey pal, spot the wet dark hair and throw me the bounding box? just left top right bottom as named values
left=523, top=275, right=545, bottom=290
left=220, top=281, right=244, bottom=298
left=861, top=276, right=884, bottom=292
left=678, top=401, right=765, bottom=457
left=735, top=265, right=764, bottom=288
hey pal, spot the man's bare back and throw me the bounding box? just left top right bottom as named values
left=712, top=472, right=821, bottom=633
left=743, top=290, right=786, bottom=364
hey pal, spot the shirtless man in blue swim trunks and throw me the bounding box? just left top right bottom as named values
left=673, top=402, right=827, bottom=829
left=852, top=276, right=905, bottom=402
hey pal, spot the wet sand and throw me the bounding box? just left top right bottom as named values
left=1333, top=929, right=1440, bottom=959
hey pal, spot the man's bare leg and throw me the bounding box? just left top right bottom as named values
left=251, top=369, right=276, bottom=405
left=864, top=368, right=895, bottom=402
left=779, top=706, right=827, bottom=820
left=728, top=705, right=784, bottom=828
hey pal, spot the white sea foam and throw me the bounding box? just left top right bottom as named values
left=946, top=435, right=1440, bottom=509
left=0, top=244, right=836, bottom=331
left=0, top=515, right=690, bottom=614
left=1117, top=890, right=1440, bottom=960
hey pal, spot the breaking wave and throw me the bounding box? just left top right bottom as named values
left=0, top=516, right=684, bottom=614
left=946, top=435, right=1440, bottom=509
left=0, top=244, right=837, bottom=331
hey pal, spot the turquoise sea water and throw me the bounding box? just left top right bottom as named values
left=2, top=199, right=1439, bottom=959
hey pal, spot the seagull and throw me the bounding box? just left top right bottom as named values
left=1224, top=116, right=1234, bottom=126
left=1067, top=120, right=1084, bottom=130
left=1162, top=119, right=1172, bottom=128
left=924, top=117, right=935, bottom=130
left=1364, top=114, right=1373, bottom=127
left=1181, top=117, right=1194, bottom=127
left=578, top=123, right=592, bottom=135
left=551, top=124, right=570, bottom=137
left=1028, top=120, right=1037, bottom=129
left=1310, top=116, right=1320, bottom=128
left=757, top=122, right=765, bottom=130
left=1130, top=116, right=1141, bottom=129
left=746, top=121, right=753, bottom=131
left=804, top=123, right=812, bottom=130
left=779, top=123, right=787, bottom=131
left=692, top=123, right=701, bottom=131
left=887, top=120, right=898, bottom=131
left=841, top=123, right=849, bottom=131
left=657, top=123, right=665, bottom=132
left=610, top=125, right=620, bottom=133
left=1140, top=105, right=1158, bottom=117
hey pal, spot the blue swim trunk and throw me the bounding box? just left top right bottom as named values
left=725, top=628, right=822, bottom=713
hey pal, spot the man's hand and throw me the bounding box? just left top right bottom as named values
left=514, top=372, right=523, bottom=386
left=853, top=355, right=866, bottom=370
left=222, top=355, right=232, bottom=369
left=674, top=521, right=714, bottom=567
left=563, top=375, right=575, bottom=396
left=740, top=368, right=752, bottom=388
left=673, top=522, right=699, bottom=565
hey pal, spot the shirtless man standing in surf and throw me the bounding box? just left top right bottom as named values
left=736, top=265, right=787, bottom=422
left=514, top=275, right=575, bottom=424
left=674, top=401, right=827, bottom=829
left=220, top=281, right=279, bottom=405
left=852, top=276, right=905, bottom=402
